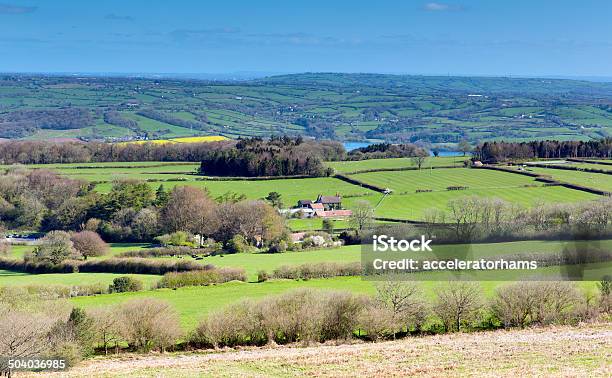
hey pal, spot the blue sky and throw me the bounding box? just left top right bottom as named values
left=1, top=0, right=611, bottom=77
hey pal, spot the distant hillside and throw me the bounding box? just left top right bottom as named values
left=1, top=73, right=611, bottom=144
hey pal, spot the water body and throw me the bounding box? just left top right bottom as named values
left=434, top=150, right=465, bottom=157
left=343, top=141, right=373, bottom=151
left=342, top=141, right=464, bottom=157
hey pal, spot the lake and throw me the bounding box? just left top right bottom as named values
left=342, top=141, right=464, bottom=157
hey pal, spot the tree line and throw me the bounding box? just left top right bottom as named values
left=0, top=137, right=346, bottom=166
left=0, top=168, right=286, bottom=250
left=198, top=136, right=344, bottom=177
left=474, top=138, right=612, bottom=163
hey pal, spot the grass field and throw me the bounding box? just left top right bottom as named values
left=5, top=242, right=150, bottom=260
left=287, top=218, right=352, bottom=231
left=0, top=271, right=160, bottom=289
left=37, top=323, right=610, bottom=377
left=71, top=275, right=599, bottom=330
left=351, top=168, right=540, bottom=193
left=62, top=238, right=606, bottom=329
left=325, top=156, right=467, bottom=174
left=525, top=167, right=612, bottom=192
left=372, top=186, right=598, bottom=219
left=564, top=162, right=612, bottom=171
left=95, top=177, right=378, bottom=205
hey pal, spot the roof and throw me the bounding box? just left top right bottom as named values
left=298, top=199, right=313, bottom=205
left=316, top=195, right=341, bottom=204
left=290, top=232, right=306, bottom=242
left=310, top=203, right=324, bottom=210
left=314, top=210, right=353, bottom=218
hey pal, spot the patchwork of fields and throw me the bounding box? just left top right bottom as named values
left=4, top=157, right=610, bottom=222
left=3, top=74, right=612, bottom=143
left=0, top=156, right=609, bottom=358
left=4, top=239, right=605, bottom=329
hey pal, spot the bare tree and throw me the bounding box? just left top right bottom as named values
left=161, top=186, right=217, bottom=235
left=118, top=298, right=183, bottom=353
left=349, top=200, right=374, bottom=232
left=433, top=282, right=482, bottom=332
left=410, top=153, right=428, bottom=170
left=0, top=309, right=56, bottom=361
left=88, top=306, right=122, bottom=355
left=375, top=281, right=428, bottom=333
left=457, top=140, right=472, bottom=156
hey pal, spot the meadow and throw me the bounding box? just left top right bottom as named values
left=350, top=167, right=538, bottom=193
left=524, top=167, right=612, bottom=192
left=4, top=238, right=599, bottom=329
left=96, top=176, right=379, bottom=206
left=372, top=186, right=597, bottom=220
left=325, top=156, right=467, bottom=174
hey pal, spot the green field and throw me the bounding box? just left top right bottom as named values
left=325, top=156, right=467, bottom=174
left=3, top=235, right=605, bottom=330
left=96, top=177, right=378, bottom=206
left=0, top=271, right=160, bottom=289
left=372, top=186, right=598, bottom=219
left=524, top=167, right=612, bottom=192
left=351, top=168, right=538, bottom=194
left=71, top=274, right=599, bottom=329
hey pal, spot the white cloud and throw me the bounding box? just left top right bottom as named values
left=423, top=2, right=464, bottom=12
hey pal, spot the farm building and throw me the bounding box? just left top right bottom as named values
left=315, top=194, right=342, bottom=210
left=292, top=195, right=352, bottom=218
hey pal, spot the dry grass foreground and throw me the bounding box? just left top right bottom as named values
left=24, top=323, right=611, bottom=377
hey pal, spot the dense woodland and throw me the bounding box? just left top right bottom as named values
left=199, top=136, right=343, bottom=177
left=474, top=138, right=612, bottom=163
left=0, top=137, right=347, bottom=166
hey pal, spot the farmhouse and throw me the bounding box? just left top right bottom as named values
left=293, top=194, right=352, bottom=218
left=315, top=194, right=342, bottom=210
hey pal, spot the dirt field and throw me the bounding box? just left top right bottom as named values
left=25, top=323, right=611, bottom=377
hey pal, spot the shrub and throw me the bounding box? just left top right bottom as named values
left=356, top=303, right=397, bottom=340
left=77, top=258, right=211, bottom=275
left=88, top=306, right=122, bottom=355
left=0, top=257, right=211, bottom=275
left=22, top=283, right=107, bottom=298
left=118, top=298, right=183, bottom=352
left=226, top=234, right=250, bottom=253
left=70, top=231, right=109, bottom=259
left=598, top=276, right=612, bottom=313
left=375, top=281, right=428, bottom=332
left=118, top=246, right=196, bottom=258
left=192, top=289, right=366, bottom=347
left=109, top=276, right=143, bottom=293
left=267, top=240, right=288, bottom=253
left=155, top=231, right=194, bottom=247
left=271, top=262, right=361, bottom=280
left=433, top=282, right=483, bottom=332
left=0, top=241, right=9, bottom=256
left=31, top=231, right=81, bottom=264
left=191, top=299, right=267, bottom=348
left=257, top=270, right=269, bottom=282
left=158, top=268, right=247, bottom=289
left=491, top=281, right=583, bottom=327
